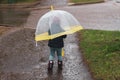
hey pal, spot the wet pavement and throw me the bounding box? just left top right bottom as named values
left=0, top=28, right=92, bottom=80
left=60, top=1, right=120, bottom=31
left=37, top=0, right=68, bottom=7
left=1, top=0, right=120, bottom=80
left=25, top=1, right=120, bottom=31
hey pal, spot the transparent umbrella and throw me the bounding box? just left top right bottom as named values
left=35, top=10, right=83, bottom=41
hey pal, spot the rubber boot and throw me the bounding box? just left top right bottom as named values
left=58, top=60, right=63, bottom=70
left=48, top=60, right=54, bottom=71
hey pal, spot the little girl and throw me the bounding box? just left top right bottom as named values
left=48, top=35, right=67, bottom=70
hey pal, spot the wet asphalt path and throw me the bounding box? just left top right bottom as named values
left=59, top=1, right=120, bottom=31
left=25, top=1, right=120, bottom=31
left=0, top=29, right=92, bottom=80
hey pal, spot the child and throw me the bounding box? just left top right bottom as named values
left=48, top=35, right=67, bottom=70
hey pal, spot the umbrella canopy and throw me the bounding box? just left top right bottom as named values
left=35, top=10, right=83, bottom=41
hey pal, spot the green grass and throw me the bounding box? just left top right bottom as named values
left=70, top=0, right=104, bottom=3
left=79, top=30, right=120, bottom=80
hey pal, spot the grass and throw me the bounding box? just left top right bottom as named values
left=70, top=0, right=104, bottom=4
left=79, top=30, right=120, bottom=80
